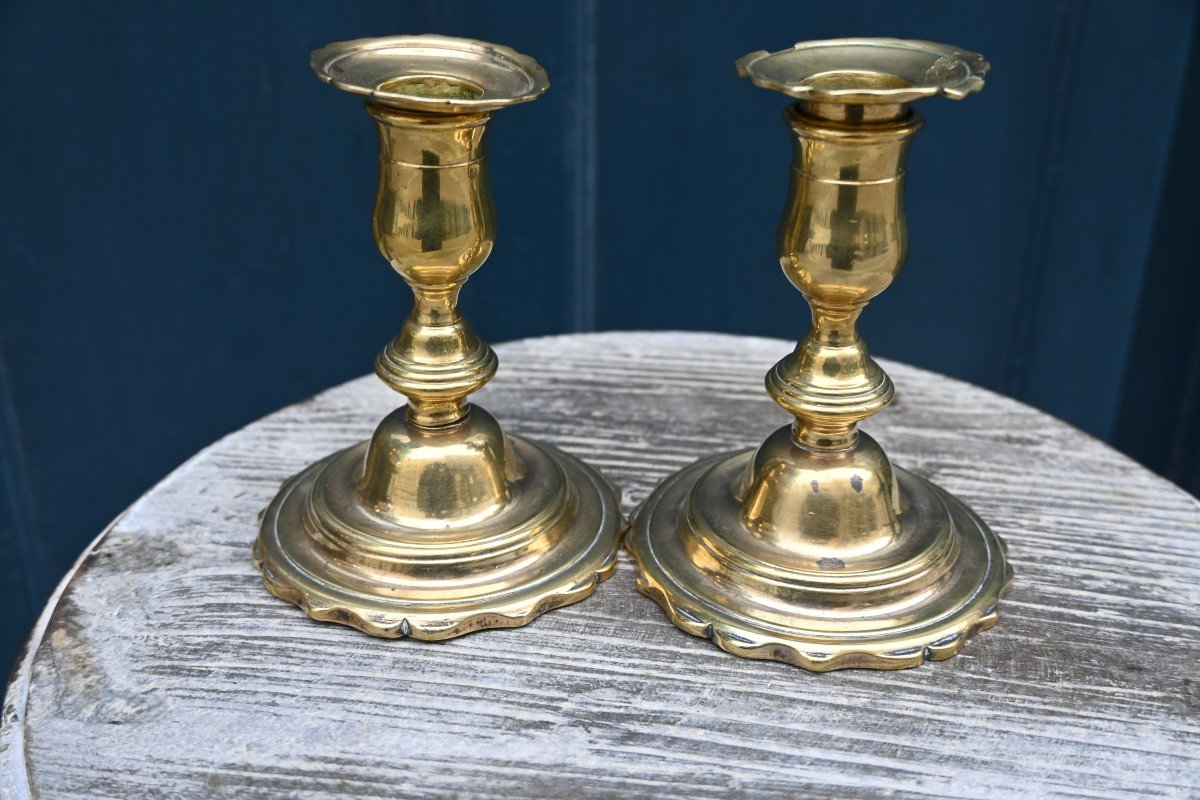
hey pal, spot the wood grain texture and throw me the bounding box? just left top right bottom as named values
left=3, top=332, right=1198, bottom=799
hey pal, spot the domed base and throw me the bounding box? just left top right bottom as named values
left=254, top=409, right=622, bottom=640
left=627, top=437, right=1013, bottom=671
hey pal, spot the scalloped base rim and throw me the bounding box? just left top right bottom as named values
left=253, top=540, right=617, bottom=640
left=628, top=551, right=1012, bottom=671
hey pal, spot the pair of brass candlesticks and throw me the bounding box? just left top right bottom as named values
left=253, top=35, right=1013, bottom=670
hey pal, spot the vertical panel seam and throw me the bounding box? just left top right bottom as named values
left=1004, top=0, right=1087, bottom=397
left=1171, top=319, right=1200, bottom=487
left=0, top=351, right=47, bottom=609
left=1112, top=5, right=1200, bottom=469
left=567, top=0, right=598, bottom=332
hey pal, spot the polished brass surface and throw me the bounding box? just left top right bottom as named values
left=254, top=35, right=621, bottom=639
left=627, top=39, right=1013, bottom=670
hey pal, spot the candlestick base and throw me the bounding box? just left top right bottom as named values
left=255, top=407, right=621, bottom=639
left=627, top=427, right=1012, bottom=670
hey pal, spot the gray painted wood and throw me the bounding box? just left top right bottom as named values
left=3, top=332, right=1198, bottom=799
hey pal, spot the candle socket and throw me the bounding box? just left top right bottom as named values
left=254, top=36, right=622, bottom=639
left=627, top=39, right=1013, bottom=671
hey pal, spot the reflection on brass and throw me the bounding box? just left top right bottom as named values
left=627, top=39, right=1013, bottom=670
left=254, top=36, right=621, bottom=639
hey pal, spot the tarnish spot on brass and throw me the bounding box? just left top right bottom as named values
left=805, top=70, right=913, bottom=91
left=380, top=75, right=484, bottom=100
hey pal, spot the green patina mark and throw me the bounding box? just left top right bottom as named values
left=380, top=76, right=483, bottom=101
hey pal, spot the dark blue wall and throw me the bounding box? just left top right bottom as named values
left=1, top=0, right=1197, bottom=678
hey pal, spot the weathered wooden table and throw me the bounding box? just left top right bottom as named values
left=3, top=332, right=1198, bottom=799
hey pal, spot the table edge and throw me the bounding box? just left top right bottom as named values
left=1, top=517, right=119, bottom=800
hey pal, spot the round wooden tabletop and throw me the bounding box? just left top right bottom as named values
left=3, top=332, right=1198, bottom=799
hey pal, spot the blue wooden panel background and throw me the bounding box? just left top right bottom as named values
left=1, top=0, right=1197, bottom=679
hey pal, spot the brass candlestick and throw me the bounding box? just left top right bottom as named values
left=254, top=36, right=621, bottom=639
left=627, top=39, right=1013, bottom=671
